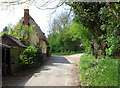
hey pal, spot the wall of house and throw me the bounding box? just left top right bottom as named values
left=29, top=18, right=47, bottom=54
left=40, top=40, right=47, bottom=54
left=10, top=48, right=19, bottom=73
left=10, top=47, right=25, bottom=74
left=29, top=31, right=47, bottom=54
left=29, top=31, right=39, bottom=46
left=29, top=18, right=39, bottom=46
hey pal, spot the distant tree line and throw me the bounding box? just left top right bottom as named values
left=48, top=12, right=85, bottom=54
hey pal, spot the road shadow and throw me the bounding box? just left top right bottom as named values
left=2, top=55, right=71, bottom=86
left=2, top=56, right=51, bottom=86
left=33, top=55, right=71, bottom=73
left=47, top=55, right=71, bottom=65
left=20, top=55, right=71, bottom=86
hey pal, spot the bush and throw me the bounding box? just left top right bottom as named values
left=19, top=45, right=43, bottom=69
left=47, top=46, right=51, bottom=57
left=79, top=54, right=119, bottom=86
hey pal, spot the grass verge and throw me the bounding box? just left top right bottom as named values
left=52, top=51, right=83, bottom=55
left=79, top=54, right=119, bottom=86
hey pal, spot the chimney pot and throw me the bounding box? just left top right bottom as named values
left=24, top=9, right=29, bottom=26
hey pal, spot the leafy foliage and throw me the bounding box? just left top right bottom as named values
left=79, top=54, right=119, bottom=86
left=67, top=2, right=120, bottom=58
left=63, top=2, right=120, bottom=86
left=48, top=13, right=84, bottom=54
left=99, top=6, right=120, bottom=56
left=9, top=22, right=35, bottom=46
left=19, top=45, right=43, bottom=69
left=69, top=22, right=93, bottom=54
left=1, top=22, right=35, bottom=46
left=47, top=46, right=51, bottom=57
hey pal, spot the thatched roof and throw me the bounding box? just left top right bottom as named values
left=0, top=33, right=26, bottom=48
left=20, top=15, right=49, bottom=45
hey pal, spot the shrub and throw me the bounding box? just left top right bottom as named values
left=19, top=45, right=43, bottom=69
left=47, top=46, right=51, bottom=57
left=79, top=54, right=119, bottom=86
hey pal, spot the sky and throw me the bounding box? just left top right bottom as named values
left=0, top=1, right=70, bottom=37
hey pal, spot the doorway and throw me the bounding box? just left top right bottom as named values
left=2, top=47, right=11, bottom=75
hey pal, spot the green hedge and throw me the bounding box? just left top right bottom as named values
left=52, top=51, right=83, bottom=55
left=19, top=45, right=43, bottom=69
left=79, top=54, right=119, bottom=86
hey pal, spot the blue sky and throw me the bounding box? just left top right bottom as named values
left=0, top=1, right=70, bottom=36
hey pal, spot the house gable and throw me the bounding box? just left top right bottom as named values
left=19, top=9, right=50, bottom=53
left=20, top=10, right=49, bottom=45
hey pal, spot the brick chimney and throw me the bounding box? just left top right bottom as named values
left=24, top=9, right=29, bottom=26
left=22, top=9, right=29, bottom=44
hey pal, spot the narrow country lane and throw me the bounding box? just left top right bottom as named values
left=20, top=54, right=83, bottom=86
left=4, top=54, right=83, bottom=86
left=18, top=54, right=83, bottom=86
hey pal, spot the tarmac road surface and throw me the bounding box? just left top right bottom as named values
left=18, top=54, right=83, bottom=86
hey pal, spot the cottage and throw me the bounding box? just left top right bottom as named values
left=0, top=33, right=26, bottom=75
left=20, top=9, right=49, bottom=60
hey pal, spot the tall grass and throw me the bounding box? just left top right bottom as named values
left=79, top=54, right=119, bottom=86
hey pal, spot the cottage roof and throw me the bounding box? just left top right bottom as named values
left=20, top=15, right=49, bottom=45
left=1, top=33, right=26, bottom=48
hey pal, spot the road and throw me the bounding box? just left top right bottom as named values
left=3, top=54, right=83, bottom=86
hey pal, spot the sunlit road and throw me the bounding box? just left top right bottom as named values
left=19, top=54, right=83, bottom=86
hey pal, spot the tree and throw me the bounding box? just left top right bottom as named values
left=1, top=22, right=35, bottom=46
left=49, top=11, right=71, bottom=33
left=48, top=12, right=83, bottom=53
left=67, top=2, right=120, bottom=58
